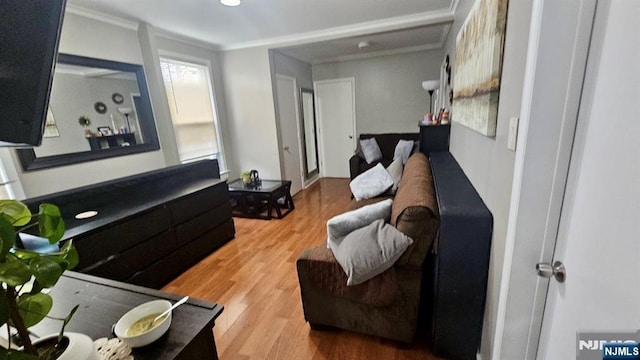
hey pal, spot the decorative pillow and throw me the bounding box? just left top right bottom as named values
left=330, top=219, right=413, bottom=286
left=411, top=140, right=419, bottom=155
left=326, top=199, right=392, bottom=248
left=393, top=139, right=415, bottom=164
left=360, top=138, right=383, bottom=164
left=386, top=157, right=403, bottom=195
left=349, top=163, right=393, bottom=201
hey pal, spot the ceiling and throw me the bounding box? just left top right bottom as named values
left=67, top=0, right=456, bottom=63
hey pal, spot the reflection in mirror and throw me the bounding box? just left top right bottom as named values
left=300, top=89, right=319, bottom=179
left=17, top=54, right=160, bottom=171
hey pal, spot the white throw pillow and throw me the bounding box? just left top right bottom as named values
left=393, top=139, right=415, bottom=164
left=349, top=163, right=393, bottom=201
left=386, top=157, right=403, bottom=195
left=326, top=198, right=392, bottom=249
left=359, top=138, right=383, bottom=164
left=330, top=219, right=413, bottom=286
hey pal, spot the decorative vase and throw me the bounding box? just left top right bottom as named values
left=31, top=332, right=100, bottom=360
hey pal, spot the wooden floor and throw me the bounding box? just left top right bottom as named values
left=163, top=178, right=441, bottom=359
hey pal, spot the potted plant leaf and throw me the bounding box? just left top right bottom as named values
left=77, top=116, right=92, bottom=138
left=0, top=200, right=98, bottom=359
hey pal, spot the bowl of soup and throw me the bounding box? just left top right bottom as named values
left=114, top=300, right=172, bottom=348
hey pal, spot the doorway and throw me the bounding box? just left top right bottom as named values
left=314, top=78, right=356, bottom=178
left=275, top=74, right=303, bottom=196
left=492, top=0, right=638, bottom=359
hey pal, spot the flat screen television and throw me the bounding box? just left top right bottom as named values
left=0, top=0, right=66, bottom=147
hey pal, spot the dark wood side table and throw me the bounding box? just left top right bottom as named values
left=228, top=179, right=294, bottom=220
left=30, top=272, right=223, bottom=360
left=419, top=123, right=451, bottom=155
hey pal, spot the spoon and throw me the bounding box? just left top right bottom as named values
left=145, top=296, right=189, bottom=331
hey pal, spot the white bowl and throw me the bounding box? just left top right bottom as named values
left=114, top=300, right=172, bottom=348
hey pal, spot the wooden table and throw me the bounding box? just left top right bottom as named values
left=30, top=272, right=223, bottom=360
left=228, top=179, right=294, bottom=220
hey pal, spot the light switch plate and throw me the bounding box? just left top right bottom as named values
left=508, top=117, right=519, bottom=151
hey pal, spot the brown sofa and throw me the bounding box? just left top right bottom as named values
left=296, top=152, right=439, bottom=343
left=349, top=132, right=419, bottom=180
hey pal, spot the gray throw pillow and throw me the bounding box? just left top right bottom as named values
left=393, top=139, right=415, bottom=164
left=330, top=219, right=413, bottom=286
left=386, top=157, right=403, bottom=195
left=349, top=163, right=393, bottom=201
left=360, top=138, right=382, bottom=164
left=326, top=199, right=392, bottom=248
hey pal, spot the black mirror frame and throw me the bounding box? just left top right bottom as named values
left=16, top=54, right=160, bottom=171
left=299, top=88, right=319, bottom=180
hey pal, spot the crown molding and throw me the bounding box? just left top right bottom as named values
left=222, top=9, right=455, bottom=51
left=154, top=28, right=223, bottom=51
left=311, top=43, right=443, bottom=65
left=65, top=4, right=139, bottom=30
left=450, top=0, right=461, bottom=13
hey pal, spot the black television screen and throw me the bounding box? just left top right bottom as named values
left=0, top=0, right=66, bottom=147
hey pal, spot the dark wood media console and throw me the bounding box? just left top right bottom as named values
left=23, top=159, right=235, bottom=289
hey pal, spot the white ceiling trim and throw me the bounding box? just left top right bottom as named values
left=65, top=4, right=139, bottom=31
left=154, top=28, right=223, bottom=52
left=312, top=43, right=443, bottom=65
left=222, top=9, right=455, bottom=51
left=449, top=0, right=461, bottom=13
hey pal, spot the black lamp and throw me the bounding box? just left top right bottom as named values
left=421, top=80, right=440, bottom=114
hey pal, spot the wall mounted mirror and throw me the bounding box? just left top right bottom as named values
left=17, top=54, right=160, bottom=171
left=300, top=88, right=319, bottom=179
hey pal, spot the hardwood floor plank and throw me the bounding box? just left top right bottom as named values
left=164, top=178, right=442, bottom=359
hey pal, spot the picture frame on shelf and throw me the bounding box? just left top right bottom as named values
left=97, top=126, right=112, bottom=136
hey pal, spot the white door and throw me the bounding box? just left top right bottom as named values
left=537, top=1, right=640, bottom=358
left=493, top=1, right=598, bottom=358
left=275, top=75, right=303, bottom=195
left=314, top=78, right=356, bottom=178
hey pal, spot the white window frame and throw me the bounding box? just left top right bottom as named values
left=158, top=51, right=227, bottom=174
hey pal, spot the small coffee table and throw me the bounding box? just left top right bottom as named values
left=227, top=179, right=294, bottom=220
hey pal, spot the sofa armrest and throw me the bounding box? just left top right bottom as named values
left=296, top=246, right=398, bottom=307
left=349, top=154, right=362, bottom=180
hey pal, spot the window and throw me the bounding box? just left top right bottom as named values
left=160, top=57, right=226, bottom=169
left=0, top=159, right=14, bottom=199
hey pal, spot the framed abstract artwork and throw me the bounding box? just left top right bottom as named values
left=452, top=0, right=508, bottom=137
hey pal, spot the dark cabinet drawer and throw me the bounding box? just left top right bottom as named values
left=169, top=183, right=230, bottom=225
left=75, top=206, right=171, bottom=270
left=127, top=219, right=235, bottom=288
left=82, top=230, right=176, bottom=281
left=174, top=201, right=232, bottom=246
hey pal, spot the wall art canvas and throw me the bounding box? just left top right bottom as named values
left=452, top=0, right=508, bottom=137
left=43, top=107, right=60, bottom=138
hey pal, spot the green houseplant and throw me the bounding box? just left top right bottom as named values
left=0, top=200, right=80, bottom=358
left=241, top=171, right=251, bottom=184
left=78, top=116, right=93, bottom=138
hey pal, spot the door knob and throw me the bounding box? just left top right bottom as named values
left=536, top=261, right=566, bottom=283
left=283, top=146, right=290, bottom=151
left=348, top=135, right=353, bottom=139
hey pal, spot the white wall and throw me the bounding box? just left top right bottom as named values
left=3, top=12, right=166, bottom=198
left=272, top=51, right=313, bottom=90
left=444, top=0, right=533, bottom=358
left=221, top=47, right=281, bottom=180
left=58, top=12, right=143, bottom=64
left=312, top=50, right=443, bottom=135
